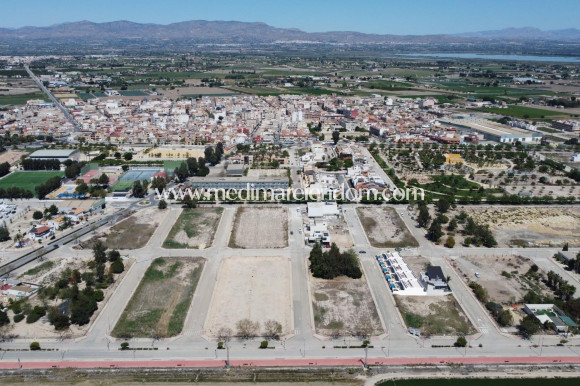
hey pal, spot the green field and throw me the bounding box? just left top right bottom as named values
left=377, top=378, right=580, bottom=386
left=0, top=93, right=49, bottom=106
left=0, top=171, right=64, bottom=192
left=474, top=105, right=569, bottom=119
left=112, top=180, right=134, bottom=192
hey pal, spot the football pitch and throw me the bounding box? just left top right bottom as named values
left=0, top=171, right=64, bottom=192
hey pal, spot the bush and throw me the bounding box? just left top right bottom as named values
left=445, top=236, right=455, bottom=248
left=32, top=211, right=43, bottom=220
left=13, top=313, right=25, bottom=323
left=259, top=340, right=268, bottom=349
left=26, top=306, right=46, bottom=324
left=158, top=200, right=167, bottom=209
left=120, top=342, right=129, bottom=350
left=30, top=341, right=41, bottom=351
left=48, top=308, right=70, bottom=331
left=93, top=289, right=104, bottom=302
left=217, top=341, right=224, bottom=349
left=0, top=310, right=9, bottom=327
left=110, top=259, right=125, bottom=274
left=455, top=336, right=467, bottom=347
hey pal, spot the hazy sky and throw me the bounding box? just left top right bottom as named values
left=1, top=0, right=578, bottom=34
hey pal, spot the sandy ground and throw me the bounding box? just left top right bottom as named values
left=326, top=218, right=354, bottom=249
left=205, top=256, right=293, bottom=338
left=80, top=207, right=165, bottom=250
left=230, top=207, right=288, bottom=248
left=161, top=86, right=237, bottom=99
left=164, top=207, right=223, bottom=249
left=357, top=207, right=418, bottom=248
left=394, top=294, right=475, bottom=336
left=402, top=254, right=430, bottom=277
left=311, top=275, right=382, bottom=337
left=0, top=150, right=27, bottom=165
left=468, top=206, right=580, bottom=247
left=2, top=256, right=134, bottom=339
left=451, top=254, right=546, bottom=304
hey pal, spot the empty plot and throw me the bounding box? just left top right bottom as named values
left=229, top=207, right=288, bottom=248
left=311, top=276, right=383, bottom=337
left=163, top=207, right=223, bottom=249
left=357, top=207, right=419, bottom=248
left=395, top=294, right=475, bottom=337
left=204, top=256, right=292, bottom=338
left=112, top=257, right=204, bottom=338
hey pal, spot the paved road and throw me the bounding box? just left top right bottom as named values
left=1, top=201, right=579, bottom=366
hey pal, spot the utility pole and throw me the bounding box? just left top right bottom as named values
left=225, top=337, right=230, bottom=370
left=363, top=346, right=368, bottom=369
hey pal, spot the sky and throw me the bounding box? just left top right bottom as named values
left=0, top=0, right=578, bottom=35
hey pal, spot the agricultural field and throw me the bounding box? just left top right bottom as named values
left=474, top=105, right=570, bottom=119
left=394, top=294, right=475, bottom=337
left=0, top=92, right=48, bottom=105
left=229, top=207, right=288, bottom=248
left=79, top=207, right=164, bottom=250
left=357, top=207, right=419, bottom=248
left=0, top=171, right=64, bottom=192
left=468, top=206, right=580, bottom=247
left=163, top=207, right=223, bottom=249
left=311, top=275, right=382, bottom=337
left=112, top=257, right=204, bottom=338
left=204, top=256, right=292, bottom=338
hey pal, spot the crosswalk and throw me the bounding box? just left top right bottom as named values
left=183, top=329, right=203, bottom=337
left=478, top=326, right=489, bottom=335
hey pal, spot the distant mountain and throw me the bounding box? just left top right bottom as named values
left=456, top=27, right=580, bottom=40
left=1, top=20, right=578, bottom=45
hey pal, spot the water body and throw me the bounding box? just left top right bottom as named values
left=396, top=53, right=580, bottom=63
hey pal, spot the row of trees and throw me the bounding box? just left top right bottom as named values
left=175, top=157, right=209, bottom=182
left=35, top=175, right=62, bottom=199
left=546, top=271, right=576, bottom=301
left=0, top=162, right=10, bottom=177
left=21, top=158, right=61, bottom=171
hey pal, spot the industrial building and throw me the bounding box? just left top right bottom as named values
left=188, top=176, right=289, bottom=191
left=28, top=149, right=81, bottom=162
left=442, top=118, right=543, bottom=144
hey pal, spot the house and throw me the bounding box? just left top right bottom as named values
left=1, top=281, right=39, bottom=299
left=307, top=201, right=340, bottom=218
left=420, top=265, right=448, bottom=294
left=27, top=225, right=53, bottom=241
left=571, top=153, right=580, bottom=163
left=523, top=304, right=578, bottom=333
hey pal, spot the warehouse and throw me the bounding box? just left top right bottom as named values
left=189, top=176, right=288, bottom=191
left=442, top=118, right=543, bottom=144
left=28, top=149, right=81, bottom=162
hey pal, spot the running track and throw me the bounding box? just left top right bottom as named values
left=1, top=356, right=579, bottom=370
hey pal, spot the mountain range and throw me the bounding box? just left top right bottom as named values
left=0, top=20, right=578, bottom=44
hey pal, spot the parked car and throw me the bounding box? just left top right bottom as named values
left=359, top=250, right=366, bottom=254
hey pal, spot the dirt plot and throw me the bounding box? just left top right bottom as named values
left=451, top=254, right=549, bottom=304
left=402, top=254, right=431, bottom=277
left=395, top=294, right=475, bottom=337
left=229, top=207, right=288, bottom=248
left=311, top=275, right=383, bottom=337
left=0, top=150, right=27, bottom=165
left=112, top=257, right=204, bottom=338
left=79, top=208, right=165, bottom=250
left=163, top=207, right=223, bottom=249
left=357, top=207, right=419, bottom=248
left=468, top=206, right=580, bottom=247
left=326, top=219, right=354, bottom=249
left=204, top=256, right=292, bottom=338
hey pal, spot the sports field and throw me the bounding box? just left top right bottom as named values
left=0, top=171, right=64, bottom=191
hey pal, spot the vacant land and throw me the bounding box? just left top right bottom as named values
left=163, top=207, right=223, bottom=249
left=229, top=207, right=288, bottom=248
left=357, top=207, right=419, bottom=248
left=452, top=254, right=549, bottom=304
left=468, top=206, right=580, bottom=247
left=311, top=275, right=382, bottom=337
left=80, top=208, right=164, bottom=250
left=395, top=294, right=475, bottom=336
left=112, top=257, right=204, bottom=338
left=0, top=171, right=64, bottom=192
left=326, top=218, right=354, bottom=249
left=205, top=256, right=292, bottom=338
left=0, top=150, right=27, bottom=165
left=475, top=105, right=570, bottom=119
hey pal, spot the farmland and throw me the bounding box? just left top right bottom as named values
left=163, top=207, right=223, bottom=249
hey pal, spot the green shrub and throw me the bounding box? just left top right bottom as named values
left=30, top=341, right=41, bottom=351
left=259, top=340, right=268, bottom=349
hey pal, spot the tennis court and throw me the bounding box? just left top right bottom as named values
left=118, top=168, right=163, bottom=182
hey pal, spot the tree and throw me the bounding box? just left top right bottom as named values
left=445, top=236, right=455, bottom=248
left=447, top=218, right=458, bottom=231
left=47, top=204, right=59, bottom=216
left=427, top=220, right=443, bottom=242
left=0, top=309, right=9, bottom=327
left=332, top=130, right=340, bottom=145
left=264, top=320, right=282, bottom=340
left=0, top=162, right=10, bottom=178
left=309, top=243, right=362, bottom=280
left=236, top=319, right=260, bottom=339
left=107, top=250, right=121, bottom=262
left=32, top=211, right=43, bottom=220
left=92, top=241, right=107, bottom=264
left=48, top=307, right=70, bottom=331
left=75, top=182, right=89, bottom=196
left=519, top=314, right=542, bottom=338
left=98, top=173, right=109, bottom=186
left=30, top=341, right=41, bottom=351
left=417, top=205, right=431, bottom=228
left=158, top=199, right=167, bottom=209
left=174, top=162, right=189, bottom=182
left=436, top=198, right=450, bottom=213
left=123, top=152, right=133, bottom=161
left=0, top=226, right=10, bottom=242
left=260, top=340, right=269, bottom=349
left=132, top=180, right=145, bottom=198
